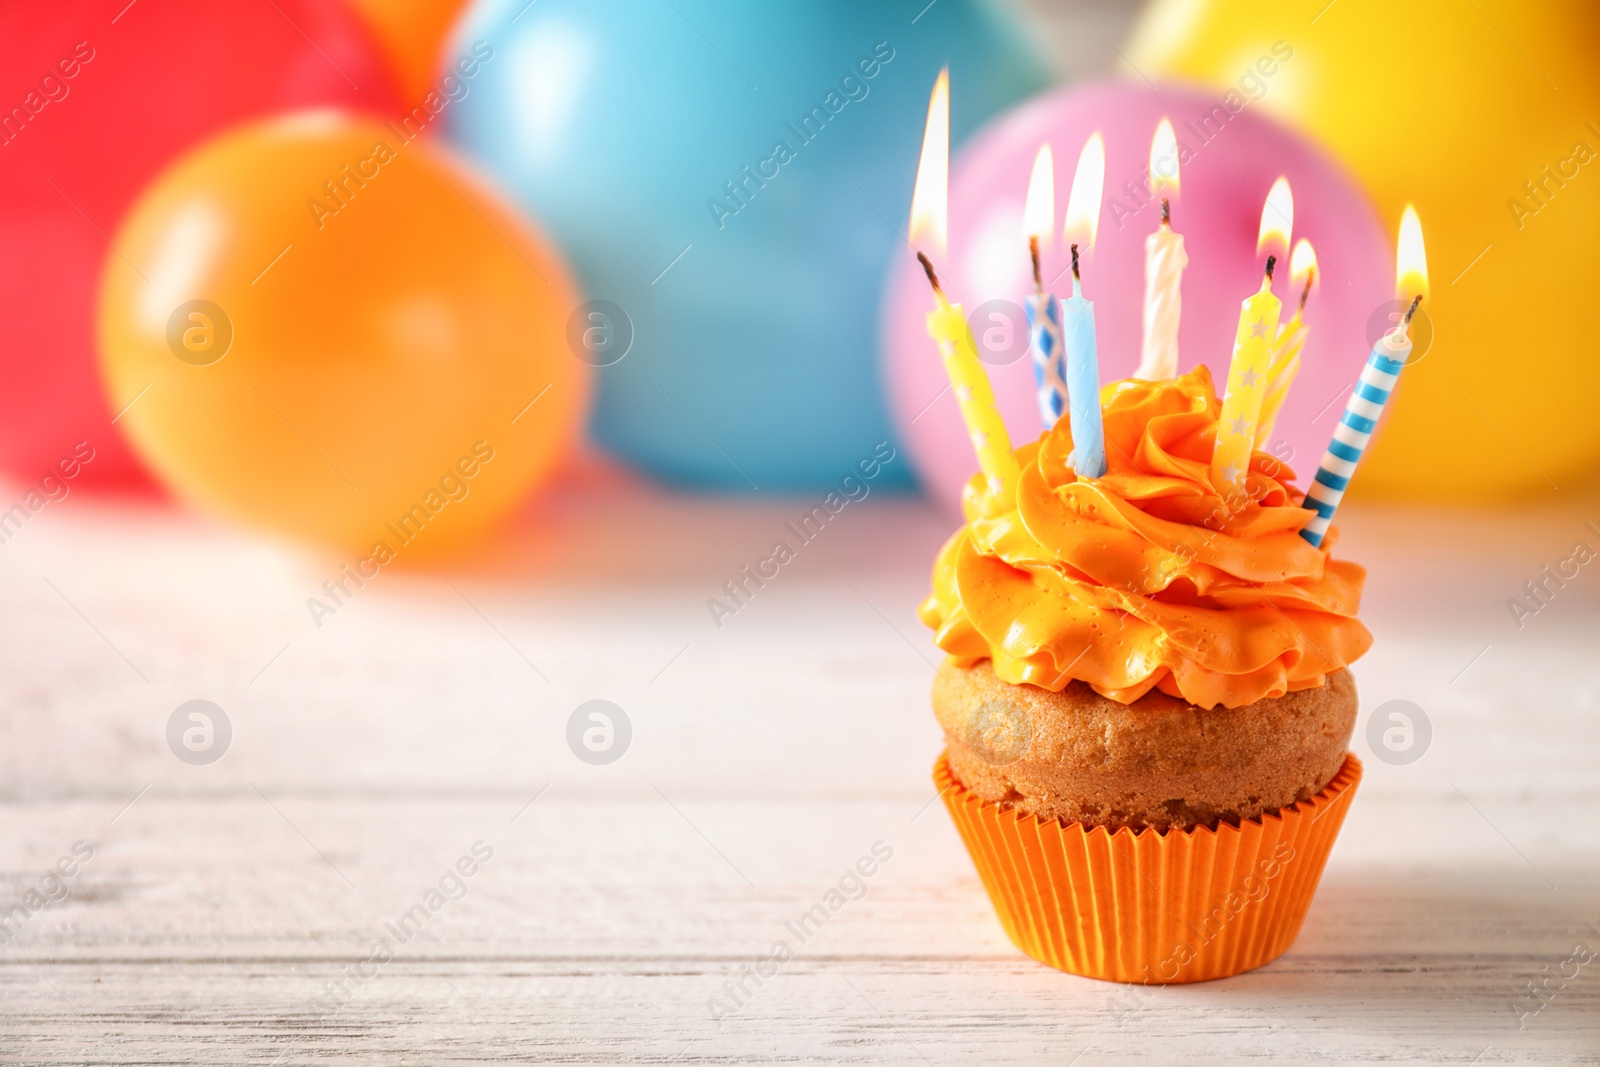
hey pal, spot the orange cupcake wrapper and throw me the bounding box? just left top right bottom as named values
left=936, top=751, right=1362, bottom=984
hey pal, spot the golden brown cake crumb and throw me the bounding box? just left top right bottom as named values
left=934, top=661, right=1357, bottom=832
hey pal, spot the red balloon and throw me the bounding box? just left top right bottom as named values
left=0, top=0, right=399, bottom=486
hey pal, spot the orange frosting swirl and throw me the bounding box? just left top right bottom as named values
left=918, top=367, right=1371, bottom=710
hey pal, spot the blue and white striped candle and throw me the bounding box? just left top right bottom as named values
left=1302, top=206, right=1427, bottom=548
left=1299, top=329, right=1409, bottom=547
left=1024, top=290, right=1067, bottom=427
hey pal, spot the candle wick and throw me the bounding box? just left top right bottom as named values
left=916, top=250, right=943, bottom=296
left=1028, top=235, right=1042, bottom=291
left=1070, top=243, right=1081, bottom=283
left=1160, top=198, right=1170, bottom=226
left=1299, top=269, right=1315, bottom=312
left=1264, top=254, right=1277, bottom=282
left=1402, top=294, right=1423, bottom=326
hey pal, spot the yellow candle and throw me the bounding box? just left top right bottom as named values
left=1212, top=178, right=1291, bottom=492
left=927, top=291, right=1019, bottom=497
left=1256, top=315, right=1304, bottom=447
left=1212, top=278, right=1282, bottom=490
left=908, top=67, right=1018, bottom=499
left=1257, top=240, right=1316, bottom=447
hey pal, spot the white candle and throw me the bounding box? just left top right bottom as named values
left=1134, top=119, right=1187, bottom=381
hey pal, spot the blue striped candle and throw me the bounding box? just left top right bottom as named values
left=1024, top=291, right=1067, bottom=427
left=1300, top=330, right=1410, bottom=547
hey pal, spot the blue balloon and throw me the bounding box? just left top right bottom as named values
left=446, top=0, right=1047, bottom=489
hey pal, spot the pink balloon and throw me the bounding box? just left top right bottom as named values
left=883, top=81, right=1392, bottom=514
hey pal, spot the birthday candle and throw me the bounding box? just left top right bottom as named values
left=926, top=293, right=1019, bottom=496
left=1256, top=239, right=1317, bottom=447
left=908, top=69, right=1019, bottom=499
left=1021, top=144, right=1067, bottom=427
left=1134, top=119, right=1187, bottom=381
left=1060, top=133, right=1106, bottom=478
left=1302, top=207, right=1428, bottom=547
left=1211, top=178, right=1292, bottom=493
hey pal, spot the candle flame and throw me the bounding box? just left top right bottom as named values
left=1256, top=176, right=1293, bottom=261
left=1149, top=118, right=1179, bottom=197
left=1022, top=144, right=1054, bottom=245
left=1063, top=132, right=1105, bottom=252
left=1396, top=204, right=1428, bottom=301
left=1290, top=239, right=1317, bottom=288
left=908, top=68, right=949, bottom=259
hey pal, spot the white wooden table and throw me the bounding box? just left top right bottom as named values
left=0, top=473, right=1596, bottom=1064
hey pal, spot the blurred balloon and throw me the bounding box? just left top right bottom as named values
left=347, top=0, right=472, bottom=102
left=98, top=112, right=588, bottom=556
left=1127, top=0, right=1600, bottom=500
left=445, top=0, right=1047, bottom=490
left=883, top=82, right=1391, bottom=515
left=0, top=0, right=398, bottom=487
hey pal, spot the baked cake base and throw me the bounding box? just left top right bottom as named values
left=933, top=661, right=1357, bottom=831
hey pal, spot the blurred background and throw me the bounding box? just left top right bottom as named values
left=3, top=0, right=1594, bottom=562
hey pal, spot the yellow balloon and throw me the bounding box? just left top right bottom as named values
left=1129, top=0, right=1600, bottom=501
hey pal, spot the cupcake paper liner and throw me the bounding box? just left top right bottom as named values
left=936, top=751, right=1362, bottom=984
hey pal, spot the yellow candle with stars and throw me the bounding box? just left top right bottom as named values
left=1256, top=239, right=1317, bottom=447
left=909, top=68, right=1018, bottom=499
left=1212, top=177, right=1292, bottom=492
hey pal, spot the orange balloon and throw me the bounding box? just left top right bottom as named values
left=346, top=0, right=472, bottom=102
left=98, top=111, right=588, bottom=557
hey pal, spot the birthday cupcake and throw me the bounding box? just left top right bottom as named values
left=921, top=368, right=1368, bottom=984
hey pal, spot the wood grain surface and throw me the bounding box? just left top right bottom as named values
left=0, top=477, right=1597, bottom=1065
